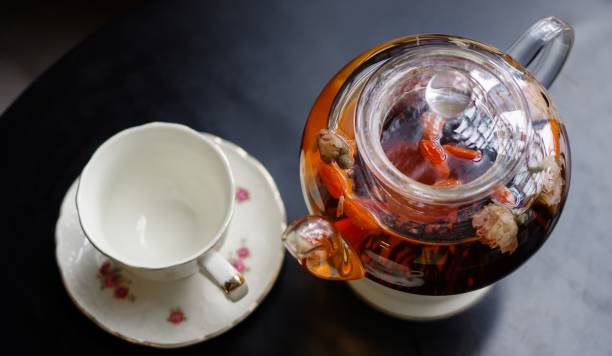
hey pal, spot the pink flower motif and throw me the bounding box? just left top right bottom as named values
left=237, top=246, right=250, bottom=258
left=97, top=260, right=136, bottom=301
left=114, top=286, right=129, bottom=299
left=104, top=273, right=120, bottom=288
left=167, top=308, right=187, bottom=325
left=236, top=187, right=250, bottom=203
left=232, top=259, right=247, bottom=273
left=99, top=261, right=111, bottom=275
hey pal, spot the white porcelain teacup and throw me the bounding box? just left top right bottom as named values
left=76, top=122, right=247, bottom=301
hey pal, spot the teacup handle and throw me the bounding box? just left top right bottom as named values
left=508, top=17, right=574, bottom=88
left=199, top=251, right=248, bottom=302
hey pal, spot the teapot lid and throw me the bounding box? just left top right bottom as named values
left=355, top=41, right=533, bottom=204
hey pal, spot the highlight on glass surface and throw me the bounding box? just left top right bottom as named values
left=283, top=17, right=573, bottom=298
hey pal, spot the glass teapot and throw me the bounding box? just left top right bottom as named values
left=283, top=17, right=574, bottom=299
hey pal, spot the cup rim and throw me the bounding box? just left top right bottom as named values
left=76, top=122, right=236, bottom=270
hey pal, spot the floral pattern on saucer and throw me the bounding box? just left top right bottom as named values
left=229, top=239, right=251, bottom=273
left=236, top=187, right=250, bottom=203
left=96, top=261, right=136, bottom=302
left=56, top=133, right=286, bottom=348
left=167, top=308, right=187, bottom=325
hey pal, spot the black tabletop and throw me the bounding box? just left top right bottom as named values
left=4, top=0, right=612, bottom=355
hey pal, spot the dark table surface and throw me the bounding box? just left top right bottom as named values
left=3, top=0, right=612, bottom=355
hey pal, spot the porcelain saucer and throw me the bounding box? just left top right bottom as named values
left=55, top=134, right=286, bottom=348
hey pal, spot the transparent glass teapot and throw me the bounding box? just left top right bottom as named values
left=283, top=17, right=574, bottom=295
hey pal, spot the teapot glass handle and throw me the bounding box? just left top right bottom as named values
left=508, top=17, right=574, bottom=89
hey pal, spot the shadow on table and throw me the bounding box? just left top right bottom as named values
left=288, top=279, right=502, bottom=356
left=77, top=257, right=503, bottom=356
left=187, top=260, right=503, bottom=356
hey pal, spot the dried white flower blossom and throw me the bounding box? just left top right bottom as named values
left=473, top=204, right=519, bottom=254
left=317, top=129, right=353, bottom=168
left=535, top=156, right=563, bottom=209
left=336, top=153, right=354, bottom=169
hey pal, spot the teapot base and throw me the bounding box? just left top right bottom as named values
left=347, top=278, right=491, bottom=321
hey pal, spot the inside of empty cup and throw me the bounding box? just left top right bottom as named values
left=77, top=123, right=234, bottom=269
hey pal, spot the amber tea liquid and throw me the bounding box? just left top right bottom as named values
left=299, top=37, right=570, bottom=295
left=301, top=94, right=568, bottom=295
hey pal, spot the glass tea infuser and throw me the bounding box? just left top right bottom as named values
left=283, top=17, right=574, bottom=319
